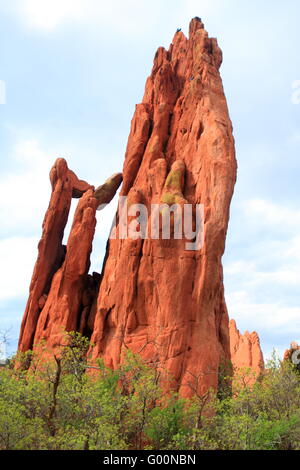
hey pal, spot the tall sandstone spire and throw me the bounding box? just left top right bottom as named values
left=18, top=18, right=242, bottom=396
left=89, top=18, right=237, bottom=396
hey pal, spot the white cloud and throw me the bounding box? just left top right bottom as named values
left=0, top=139, right=56, bottom=236
left=225, top=199, right=300, bottom=292
left=227, top=289, right=300, bottom=360
left=14, top=138, right=52, bottom=169
left=11, top=0, right=225, bottom=37
left=248, top=266, right=300, bottom=288
left=241, top=198, right=300, bottom=231
left=224, top=197, right=300, bottom=357
left=225, top=199, right=300, bottom=281
left=227, top=290, right=300, bottom=333
left=0, top=236, right=38, bottom=300
left=18, top=0, right=85, bottom=31
left=291, top=80, right=300, bottom=105
left=284, top=236, right=300, bottom=260
left=178, top=0, right=224, bottom=22
left=288, top=130, right=300, bottom=144
left=12, top=0, right=165, bottom=35
left=225, top=237, right=300, bottom=289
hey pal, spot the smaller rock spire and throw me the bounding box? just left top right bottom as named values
left=189, top=16, right=204, bottom=37
left=229, top=319, right=264, bottom=383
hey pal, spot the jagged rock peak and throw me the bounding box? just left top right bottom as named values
left=229, top=319, right=264, bottom=382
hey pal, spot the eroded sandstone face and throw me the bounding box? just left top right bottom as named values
left=229, top=319, right=264, bottom=383
left=18, top=158, right=122, bottom=352
left=18, top=18, right=240, bottom=396
left=88, top=17, right=237, bottom=396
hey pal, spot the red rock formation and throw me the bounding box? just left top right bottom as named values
left=18, top=158, right=122, bottom=352
left=18, top=18, right=238, bottom=397
left=283, top=342, right=300, bottom=363
left=89, top=18, right=237, bottom=396
left=229, top=319, right=264, bottom=381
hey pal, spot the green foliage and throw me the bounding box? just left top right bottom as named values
left=164, top=169, right=182, bottom=191
left=145, top=395, right=187, bottom=449
left=1, top=339, right=300, bottom=450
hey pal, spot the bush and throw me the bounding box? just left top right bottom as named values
left=1, top=337, right=300, bottom=450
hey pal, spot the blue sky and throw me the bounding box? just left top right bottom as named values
left=0, top=0, right=299, bottom=360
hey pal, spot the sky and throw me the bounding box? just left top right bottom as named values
left=0, top=0, right=299, bottom=361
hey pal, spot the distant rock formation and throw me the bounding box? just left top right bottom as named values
left=18, top=18, right=240, bottom=397
left=229, top=319, right=264, bottom=382
left=283, top=342, right=300, bottom=368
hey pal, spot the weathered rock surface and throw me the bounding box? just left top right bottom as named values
left=19, top=18, right=239, bottom=397
left=18, top=158, right=122, bottom=352
left=89, top=18, right=237, bottom=396
left=229, top=319, right=264, bottom=381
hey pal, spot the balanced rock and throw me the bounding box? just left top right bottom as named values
left=18, top=158, right=122, bottom=352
